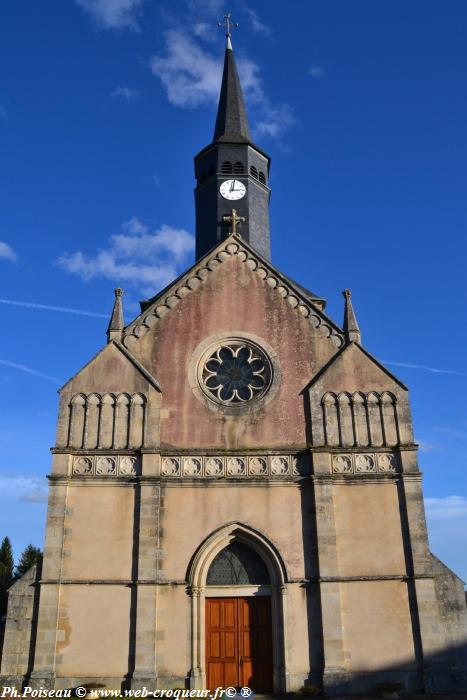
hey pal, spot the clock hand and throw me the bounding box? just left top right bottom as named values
left=230, top=180, right=235, bottom=192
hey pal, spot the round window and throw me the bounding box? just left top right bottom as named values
left=198, top=340, right=272, bottom=406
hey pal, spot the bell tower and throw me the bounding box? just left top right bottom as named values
left=194, top=17, right=271, bottom=260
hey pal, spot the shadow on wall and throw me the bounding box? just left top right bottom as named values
left=299, top=481, right=467, bottom=695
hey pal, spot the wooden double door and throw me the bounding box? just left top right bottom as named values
left=206, top=596, right=273, bottom=693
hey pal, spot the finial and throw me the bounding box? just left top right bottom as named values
left=223, top=208, right=246, bottom=236
left=342, top=289, right=361, bottom=344
left=107, top=287, right=125, bottom=343
left=218, top=12, right=239, bottom=49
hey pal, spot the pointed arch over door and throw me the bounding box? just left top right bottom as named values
left=186, top=523, right=289, bottom=694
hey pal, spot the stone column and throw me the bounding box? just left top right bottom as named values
left=130, top=480, right=160, bottom=689
left=278, top=584, right=290, bottom=693
left=189, top=587, right=203, bottom=689
left=313, top=454, right=346, bottom=691
left=29, top=480, right=68, bottom=688
left=400, top=467, right=447, bottom=690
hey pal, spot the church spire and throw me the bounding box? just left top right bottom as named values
left=213, top=14, right=251, bottom=143
left=194, top=14, right=271, bottom=261
left=107, top=288, right=124, bottom=343
left=342, top=289, right=361, bottom=344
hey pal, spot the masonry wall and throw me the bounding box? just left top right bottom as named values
left=0, top=565, right=40, bottom=682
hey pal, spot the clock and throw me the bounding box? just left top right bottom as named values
left=220, top=179, right=246, bottom=201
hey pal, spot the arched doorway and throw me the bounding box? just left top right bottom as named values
left=187, top=524, right=288, bottom=694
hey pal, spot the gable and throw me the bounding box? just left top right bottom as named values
left=122, top=235, right=343, bottom=352
left=308, top=341, right=407, bottom=394
left=60, top=340, right=160, bottom=394
left=118, top=238, right=347, bottom=451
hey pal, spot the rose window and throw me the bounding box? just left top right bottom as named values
left=199, top=341, right=272, bottom=405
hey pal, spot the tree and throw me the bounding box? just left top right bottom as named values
left=0, top=536, right=14, bottom=617
left=15, top=544, right=43, bottom=578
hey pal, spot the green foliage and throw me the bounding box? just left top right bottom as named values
left=0, top=536, right=14, bottom=617
left=15, top=544, right=43, bottom=577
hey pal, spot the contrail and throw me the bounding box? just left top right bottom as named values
left=0, top=359, right=62, bottom=384
left=0, top=298, right=107, bottom=318
left=383, top=360, right=467, bottom=377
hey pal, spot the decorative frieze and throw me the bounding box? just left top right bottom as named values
left=72, top=454, right=139, bottom=476
left=161, top=454, right=308, bottom=478
left=331, top=452, right=399, bottom=475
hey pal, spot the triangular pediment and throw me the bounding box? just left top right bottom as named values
left=123, top=235, right=344, bottom=352
left=307, top=341, right=407, bottom=393
left=60, top=340, right=161, bottom=393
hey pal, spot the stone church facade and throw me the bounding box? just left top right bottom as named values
left=1, top=31, right=467, bottom=696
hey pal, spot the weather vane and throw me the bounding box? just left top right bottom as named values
left=218, top=12, right=239, bottom=37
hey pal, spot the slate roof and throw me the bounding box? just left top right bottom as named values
left=213, top=42, right=251, bottom=143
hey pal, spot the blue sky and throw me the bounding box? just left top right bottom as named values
left=1, top=0, right=466, bottom=581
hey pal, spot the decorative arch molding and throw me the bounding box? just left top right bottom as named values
left=67, top=391, right=147, bottom=450
left=186, top=522, right=289, bottom=693
left=122, top=236, right=343, bottom=351
left=187, top=521, right=288, bottom=589
left=320, top=390, right=400, bottom=448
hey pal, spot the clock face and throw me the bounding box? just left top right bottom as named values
left=220, top=179, right=246, bottom=201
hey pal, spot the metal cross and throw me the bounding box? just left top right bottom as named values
left=223, top=209, right=245, bottom=236
left=218, top=12, right=239, bottom=36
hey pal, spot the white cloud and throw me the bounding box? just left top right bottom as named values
left=187, top=0, right=223, bottom=14
left=150, top=31, right=223, bottom=108
left=309, top=64, right=325, bottom=79
left=111, top=85, right=140, bottom=100
left=425, top=496, right=467, bottom=583
left=55, top=217, right=195, bottom=295
left=245, top=7, right=271, bottom=36
left=150, top=31, right=294, bottom=140
left=0, top=241, right=17, bottom=262
left=255, top=103, right=295, bottom=139
left=75, top=0, right=145, bottom=30
left=417, top=439, right=435, bottom=453
left=425, top=496, right=467, bottom=519
left=0, top=475, right=48, bottom=504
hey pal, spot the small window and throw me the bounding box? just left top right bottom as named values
left=250, top=166, right=258, bottom=179
left=258, top=171, right=266, bottom=184
left=221, top=161, right=233, bottom=174
left=233, top=161, right=245, bottom=174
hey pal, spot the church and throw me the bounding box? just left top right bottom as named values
left=1, top=25, right=467, bottom=697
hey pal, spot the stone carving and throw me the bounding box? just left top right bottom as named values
left=160, top=454, right=310, bottom=478
left=183, top=457, right=202, bottom=477
left=119, top=456, right=137, bottom=475
left=205, top=457, right=224, bottom=476
left=72, top=454, right=141, bottom=476
left=270, top=456, right=288, bottom=475
left=377, top=453, right=397, bottom=472
left=161, top=457, right=180, bottom=476
left=355, top=454, right=376, bottom=473
left=72, top=456, right=93, bottom=475
left=332, top=455, right=352, bottom=473
left=95, top=457, right=117, bottom=475
left=122, top=238, right=344, bottom=351
left=68, top=393, right=147, bottom=450
left=322, top=391, right=400, bottom=448
left=200, top=342, right=271, bottom=405
left=332, top=452, right=400, bottom=475
left=249, top=457, right=267, bottom=475
left=227, top=457, right=246, bottom=476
